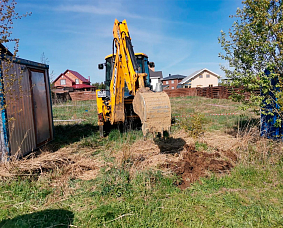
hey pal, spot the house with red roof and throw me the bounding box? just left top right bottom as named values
left=53, top=70, right=95, bottom=91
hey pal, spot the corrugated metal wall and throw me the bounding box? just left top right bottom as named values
left=2, top=62, right=36, bottom=156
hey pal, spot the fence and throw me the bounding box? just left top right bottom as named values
left=165, top=86, right=257, bottom=100
left=52, top=86, right=256, bottom=102
left=69, top=91, right=96, bottom=101
left=164, top=88, right=197, bottom=97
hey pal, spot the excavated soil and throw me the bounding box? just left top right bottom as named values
left=127, top=133, right=237, bottom=189
left=163, top=144, right=236, bottom=189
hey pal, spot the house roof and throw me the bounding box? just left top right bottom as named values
left=161, top=74, right=186, bottom=81
left=149, top=69, right=163, bottom=79
left=179, top=68, right=220, bottom=85
left=53, top=73, right=75, bottom=84
left=64, top=69, right=89, bottom=83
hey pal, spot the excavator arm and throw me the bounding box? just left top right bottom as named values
left=109, top=19, right=149, bottom=124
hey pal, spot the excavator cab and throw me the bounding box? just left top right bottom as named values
left=135, top=53, right=153, bottom=88
left=102, top=53, right=152, bottom=92
left=98, top=53, right=153, bottom=119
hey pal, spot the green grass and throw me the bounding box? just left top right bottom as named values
left=52, top=100, right=98, bottom=124
left=1, top=164, right=282, bottom=227
left=171, top=96, right=257, bottom=133
left=1, top=97, right=283, bottom=227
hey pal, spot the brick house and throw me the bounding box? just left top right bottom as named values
left=161, top=74, right=186, bottom=90
left=53, top=69, right=95, bottom=91
left=179, top=68, right=220, bottom=88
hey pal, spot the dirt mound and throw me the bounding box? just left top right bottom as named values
left=163, top=144, right=236, bottom=189
left=126, top=137, right=237, bottom=189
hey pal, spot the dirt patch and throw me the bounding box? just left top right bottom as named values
left=164, top=144, right=236, bottom=189
left=125, top=136, right=237, bottom=189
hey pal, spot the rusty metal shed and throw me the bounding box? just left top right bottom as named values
left=0, top=52, right=53, bottom=161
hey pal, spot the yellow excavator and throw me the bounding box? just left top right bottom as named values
left=96, top=19, right=171, bottom=137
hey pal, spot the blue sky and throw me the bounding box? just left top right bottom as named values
left=10, top=0, right=242, bottom=83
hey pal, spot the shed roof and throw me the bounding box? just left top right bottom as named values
left=162, top=74, right=186, bottom=81
left=179, top=68, right=220, bottom=85
left=0, top=43, right=13, bottom=56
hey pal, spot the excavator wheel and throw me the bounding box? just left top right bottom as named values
left=133, top=89, right=171, bottom=137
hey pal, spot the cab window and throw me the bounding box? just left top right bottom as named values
left=105, top=57, right=113, bottom=90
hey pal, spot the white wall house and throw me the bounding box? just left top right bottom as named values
left=149, top=69, right=163, bottom=91
left=179, top=68, right=220, bottom=88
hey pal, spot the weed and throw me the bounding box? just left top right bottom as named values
left=181, top=113, right=207, bottom=137
left=195, top=141, right=208, bottom=151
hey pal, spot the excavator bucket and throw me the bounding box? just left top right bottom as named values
left=133, top=89, right=171, bottom=136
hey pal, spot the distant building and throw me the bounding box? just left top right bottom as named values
left=149, top=69, right=163, bottom=91
left=53, top=70, right=95, bottom=91
left=220, top=78, right=232, bottom=85
left=161, top=74, right=186, bottom=90
left=179, top=68, right=220, bottom=88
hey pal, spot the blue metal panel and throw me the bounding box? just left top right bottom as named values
left=260, top=70, right=283, bottom=139
left=0, top=59, right=10, bottom=160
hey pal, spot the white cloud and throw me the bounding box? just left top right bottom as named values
left=56, top=4, right=142, bottom=19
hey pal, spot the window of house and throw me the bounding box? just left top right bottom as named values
left=171, top=80, right=174, bottom=84
left=199, top=75, right=203, bottom=78
left=61, top=79, right=66, bottom=85
left=75, top=79, right=79, bottom=84
left=209, top=84, right=213, bottom=87
left=166, top=81, right=169, bottom=84
left=206, top=74, right=210, bottom=78
left=171, top=87, right=174, bottom=89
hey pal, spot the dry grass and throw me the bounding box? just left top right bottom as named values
left=0, top=145, right=104, bottom=181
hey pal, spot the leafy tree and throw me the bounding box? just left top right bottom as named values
left=92, top=82, right=105, bottom=90
left=219, top=0, right=283, bottom=124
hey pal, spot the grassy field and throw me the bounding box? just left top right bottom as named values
left=0, top=96, right=282, bottom=227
